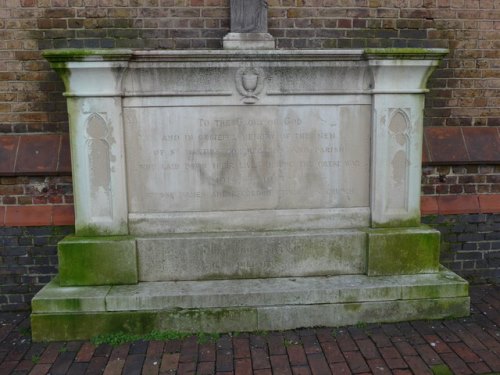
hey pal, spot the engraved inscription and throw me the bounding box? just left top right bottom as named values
left=125, top=106, right=370, bottom=213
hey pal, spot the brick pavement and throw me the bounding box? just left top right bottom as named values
left=0, top=284, right=498, bottom=375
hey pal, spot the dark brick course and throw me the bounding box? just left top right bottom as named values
left=423, top=213, right=500, bottom=284
left=0, top=226, right=73, bottom=312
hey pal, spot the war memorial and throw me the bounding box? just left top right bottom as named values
left=30, top=0, right=469, bottom=341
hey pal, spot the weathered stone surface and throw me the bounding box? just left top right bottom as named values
left=136, top=229, right=367, bottom=281
left=31, top=270, right=469, bottom=340
left=366, top=226, right=440, bottom=276
left=33, top=48, right=465, bottom=342
left=256, top=297, right=470, bottom=331
left=125, top=105, right=370, bottom=214
left=58, top=235, right=137, bottom=286
left=31, top=279, right=110, bottom=313
left=223, top=32, right=275, bottom=49
left=230, top=0, right=268, bottom=33
left=107, top=269, right=467, bottom=311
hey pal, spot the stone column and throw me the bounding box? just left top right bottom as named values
left=223, top=0, right=275, bottom=49
left=365, top=49, right=447, bottom=276
left=44, top=50, right=137, bottom=286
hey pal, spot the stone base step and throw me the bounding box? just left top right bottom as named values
left=31, top=268, right=470, bottom=341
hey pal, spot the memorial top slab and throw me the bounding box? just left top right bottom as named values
left=43, top=48, right=449, bottom=64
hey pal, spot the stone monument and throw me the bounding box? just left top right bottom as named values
left=223, top=0, right=274, bottom=49
left=31, top=2, right=469, bottom=341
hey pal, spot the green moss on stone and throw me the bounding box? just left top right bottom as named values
left=31, top=311, right=157, bottom=342
left=31, top=307, right=258, bottom=341
left=58, top=235, right=137, bottom=286
left=344, top=303, right=362, bottom=312
left=364, top=48, right=449, bottom=58
left=366, top=227, right=440, bottom=276
left=371, top=216, right=421, bottom=228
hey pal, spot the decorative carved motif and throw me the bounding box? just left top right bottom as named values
left=235, top=67, right=266, bottom=104
left=85, top=113, right=112, bottom=218
left=387, top=109, right=410, bottom=211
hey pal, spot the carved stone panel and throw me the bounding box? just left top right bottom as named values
left=125, top=105, right=370, bottom=213
left=230, top=0, right=268, bottom=33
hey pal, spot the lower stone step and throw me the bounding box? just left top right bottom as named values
left=31, top=268, right=469, bottom=341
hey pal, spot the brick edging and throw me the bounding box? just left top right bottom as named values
left=1, top=129, right=500, bottom=176
left=421, top=194, right=500, bottom=216
left=0, top=204, right=74, bottom=226
left=0, top=196, right=499, bottom=226
left=0, top=134, right=71, bottom=176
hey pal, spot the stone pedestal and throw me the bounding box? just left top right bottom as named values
left=31, top=48, right=470, bottom=341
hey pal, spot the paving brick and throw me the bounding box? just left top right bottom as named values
left=122, top=353, right=145, bottom=375
left=234, top=358, right=252, bottom=375
left=344, top=351, right=370, bottom=373
left=329, top=361, right=351, bottom=374
left=160, top=352, right=180, bottom=373
left=216, top=348, right=233, bottom=372
left=287, top=345, right=308, bottom=367
left=67, top=362, right=88, bottom=375
left=315, top=328, right=334, bottom=343
left=367, top=358, right=391, bottom=375
left=291, top=366, right=312, bottom=375
left=391, top=370, right=412, bottom=375
left=197, top=360, right=215, bottom=375
left=415, top=344, right=443, bottom=366
left=267, top=335, right=286, bottom=356
left=302, top=335, right=322, bottom=355
left=233, top=338, right=251, bottom=359
left=39, top=342, right=64, bottom=364
left=449, top=342, right=481, bottom=363
left=320, top=341, right=345, bottom=364
left=404, top=355, right=432, bottom=375
left=423, top=335, right=453, bottom=354
left=306, top=352, right=331, bottom=375
left=443, top=322, right=488, bottom=351
left=178, top=361, right=196, bottom=373
left=251, top=347, right=270, bottom=370
left=253, top=369, right=272, bottom=375
left=28, top=363, right=53, bottom=375
left=440, top=352, right=473, bottom=375
left=270, top=354, right=292, bottom=375
left=75, top=342, right=96, bottom=362
left=179, top=338, right=198, bottom=363
left=468, top=361, right=492, bottom=374
left=356, top=339, right=380, bottom=359
left=85, top=355, right=108, bottom=374
left=335, top=331, right=358, bottom=352
left=369, top=332, right=393, bottom=348
left=394, top=341, right=418, bottom=357
left=473, top=349, right=500, bottom=372
left=50, top=351, right=77, bottom=375
left=199, top=343, right=216, bottom=362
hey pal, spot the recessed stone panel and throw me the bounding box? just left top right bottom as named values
left=125, top=105, right=370, bottom=213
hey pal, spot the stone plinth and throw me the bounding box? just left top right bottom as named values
left=31, top=48, right=470, bottom=341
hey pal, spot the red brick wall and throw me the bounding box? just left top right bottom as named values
left=0, top=0, right=499, bottom=221
left=0, top=0, right=499, bottom=132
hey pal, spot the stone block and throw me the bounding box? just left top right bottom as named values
left=31, top=278, right=110, bottom=312
left=136, top=229, right=367, bottom=281
left=31, top=270, right=469, bottom=340
left=366, top=226, right=440, bottom=276
left=256, top=297, right=470, bottom=331
left=58, top=235, right=137, bottom=286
